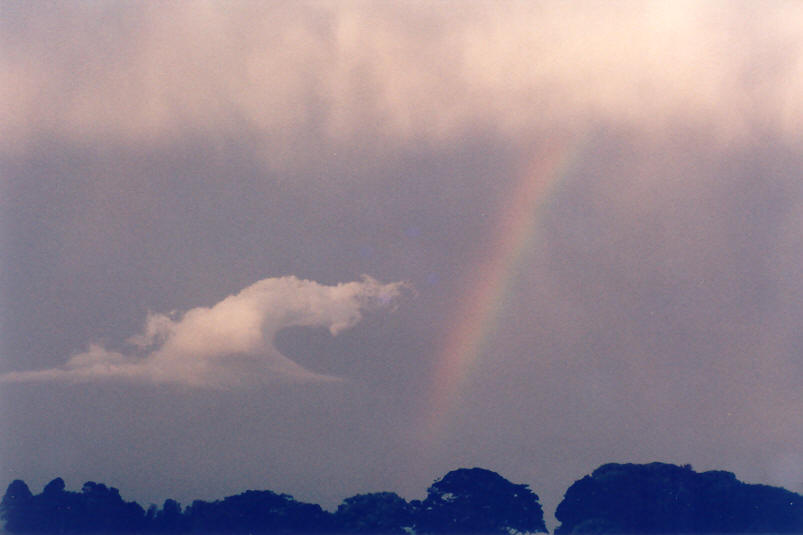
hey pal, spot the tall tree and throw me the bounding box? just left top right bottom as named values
left=1, top=480, right=35, bottom=533
left=415, top=468, right=547, bottom=534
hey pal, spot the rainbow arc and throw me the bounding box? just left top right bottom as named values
left=422, top=135, right=588, bottom=446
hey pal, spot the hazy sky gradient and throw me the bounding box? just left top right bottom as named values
left=2, top=1, right=801, bottom=528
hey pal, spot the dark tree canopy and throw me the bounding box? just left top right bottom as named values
left=42, top=479, right=66, bottom=496
left=3, top=464, right=801, bottom=535
left=151, top=499, right=185, bottom=533
left=0, top=477, right=147, bottom=533
left=555, top=462, right=803, bottom=534
left=416, top=467, right=547, bottom=534
left=334, top=492, right=413, bottom=534
left=183, top=489, right=331, bottom=534
left=0, top=469, right=547, bottom=535
left=0, top=480, right=35, bottom=533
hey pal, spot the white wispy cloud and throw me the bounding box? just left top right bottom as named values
left=0, top=276, right=407, bottom=388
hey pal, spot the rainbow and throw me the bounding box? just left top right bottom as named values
left=422, top=135, right=587, bottom=444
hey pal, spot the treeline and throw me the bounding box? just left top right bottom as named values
left=1, top=468, right=543, bottom=535
left=2, top=463, right=802, bottom=534
left=555, top=463, right=803, bottom=533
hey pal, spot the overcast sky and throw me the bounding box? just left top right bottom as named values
left=1, top=1, right=802, bottom=528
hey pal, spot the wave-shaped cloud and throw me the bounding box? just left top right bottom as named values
left=0, top=276, right=407, bottom=388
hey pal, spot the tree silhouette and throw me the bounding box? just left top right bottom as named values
left=152, top=498, right=186, bottom=532
left=555, top=462, right=803, bottom=533
left=334, top=492, right=413, bottom=534
left=1, top=478, right=148, bottom=533
left=4, top=464, right=799, bottom=534
left=0, top=480, right=34, bottom=533
left=183, top=489, right=331, bottom=533
left=415, top=468, right=547, bottom=534
left=79, top=481, right=148, bottom=532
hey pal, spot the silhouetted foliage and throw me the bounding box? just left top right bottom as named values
left=4, top=464, right=801, bottom=534
left=151, top=499, right=186, bottom=533
left=183, top=490, right=331, bottom=534
left=334, top=492, right=413, bottom=534
left=555, top=462, right=803, bottom=533
left=1, top=478, right=148, bottom=534
left=1, top=480, right=35, bottom=533
left=79, top=481, right=148, bottom=532
left=415, top=467, right=547, bottom=534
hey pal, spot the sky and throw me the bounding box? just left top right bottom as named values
left=1, top=1, right=802, bottom=528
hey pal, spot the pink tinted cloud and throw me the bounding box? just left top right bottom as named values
left=3, top=2, right=802, bottom=158
left=0, top=276, right=407, bottom=388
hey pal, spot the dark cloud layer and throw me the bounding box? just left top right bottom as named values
left=2, top=1, right=802, bottom=528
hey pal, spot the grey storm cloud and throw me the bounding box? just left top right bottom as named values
left=0, top=276, right=406, bottom=388
left=2, top=1, right=802, bottom=162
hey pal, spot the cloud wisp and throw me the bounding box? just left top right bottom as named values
left=0, top=276, right=406, bottom=388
